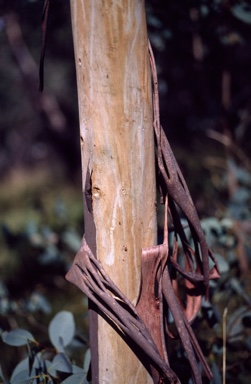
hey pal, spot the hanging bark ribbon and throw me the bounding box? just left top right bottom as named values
left=66, top=236, right=180, bottom=384
left=39, top=0, right=50, bottom=91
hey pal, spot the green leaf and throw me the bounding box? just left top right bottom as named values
left=211, top=361, right=222, bottom=384
left=10, top=357, right=30, bottom=383
left=39, top=245, right=62, bottom=265
left=72, top=365, right=85, bottom=374
left=26, top=292, right=51, bottom=314
left=0, top=365, right=6, bottom=382
left=213, top=253, right=229, bottom=274
left=0, top=280, right=8, bottom=297
left=51, top=353, right=72, bottom=374
left=62, top=372, right=89, bottom=384
left=48, top=311, right=75, bottom=351
left=2, top=329, right=35, bottom=346
left=83, top=348, right=90, bottom=374
left=62, top=230, right=81, bottom=252
left=227, top=306, right=251, bottom=341
left=10, top=370, right=34, bottom=384
left=231, top=4, right=251, bottom=24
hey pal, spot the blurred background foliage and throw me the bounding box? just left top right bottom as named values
left=0, top=0, right=251, bottom=383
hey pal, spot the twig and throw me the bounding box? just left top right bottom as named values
left=207, top=129, right=251, bottom=172
left=223, top=307, right=228, bottom=384
left=4, top=11, right=67, bottom=133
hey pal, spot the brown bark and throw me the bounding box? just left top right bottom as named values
left=70, top=1, right=156, bottom=382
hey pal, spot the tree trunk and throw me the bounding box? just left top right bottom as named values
left=70, top=1, right=156, bottom=382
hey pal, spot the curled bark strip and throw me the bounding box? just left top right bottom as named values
left=66, top=237, right=180, bottom=384
left=148, top=41, right=219, bottom=301
left=136, top=197, right=170, bottom=382
left=145, top=41, right=219, bottom=383
left=162, top=268, right=213, bottom=384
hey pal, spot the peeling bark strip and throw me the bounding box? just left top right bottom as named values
left=66, top=237, right=179, bottom=384
left=148, top=41, right=220, bottom=294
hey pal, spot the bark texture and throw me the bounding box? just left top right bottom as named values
left=70, top=1, right=156, bottom=382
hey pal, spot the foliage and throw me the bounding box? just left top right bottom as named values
left=0, top=310, right=90, bottom=384
left=0, top=186, right=89, bottom=382
left=0, top=156, right=250, bottom=383
left=167, top=154, right=251, bottom=383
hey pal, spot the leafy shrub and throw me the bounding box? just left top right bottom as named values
left=0, top=311, right=90, bottom=384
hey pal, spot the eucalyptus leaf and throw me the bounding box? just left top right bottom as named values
left=62, top=372, right=89, bottom=384
left=200, top=5, right=209, bottom=16
left=2, top=329, right=35, bottom=346
left=49, top=311, right=75, bottom=350
left=147, top=15, right=162, bottom=28
left=26, top=292, right=51, bottom=314
left=47, top=362, right=57, bottom=378
left=231, top=4, right=251, bottom=24
left=0, top=280, right=8, bottom=297
left=10, top=358, right=31, bottom=383
left=62, top=230, right=81, bottom=252
left=210, top=361, right=222, bottom=384
left=229, top=278, right=251, bottom=306
left=10, top=371, right=32, bottom=384
left=39, top=245, right=62, bottom=265
left=51, top=352, right=72, bottom=374
left=72, top=365, right=85, bottom=374
left=11, top=353, right=51, bottom=382
left=83, top=348, right=91, bottom=374
left=232, top=187, right=250, bottom=204
left=41, top=360, right=56, bottom=378
left=202, top=217, right=221, bottom=233
left=227, top=306, right=251, bottom=340
left=213, top=253, right=229, bottom=274
left=54, top=198, right=66, bottom=219
left=0, top=365, right=6, bottom=382
left=25, top=221, right=38, bottom=237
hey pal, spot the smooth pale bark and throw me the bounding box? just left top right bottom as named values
left=70, top=1, right=156, bottom=382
